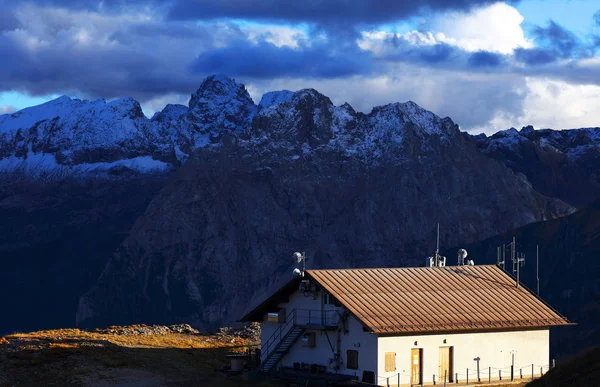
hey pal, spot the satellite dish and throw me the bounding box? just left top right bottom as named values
left=458, top=249, right=468, bottom=259
left=292, top=268, right=303, bottom=278
left=293, top=252, right=303, bottom=263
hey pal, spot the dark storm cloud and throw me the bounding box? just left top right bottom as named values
left=0, top=32, right=202, bottom=101
left=532, top=20, right=580, bottom=57
left=3, top=0, right=152, bottom=10
left=190, top=39, right=374, bottom=78
left=468, top=51, right=503, bottom=68
left=514, top=20, right=588, bottom=65
left=514, top=48, right=557, bottom=65
left=167, top=0, right=516, bottom=25
left=373, top=35, right=508, bottom=72
left=373, top=34, right=462, bottom=66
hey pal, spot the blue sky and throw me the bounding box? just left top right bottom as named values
left=1, top=0, right=599, bottom=133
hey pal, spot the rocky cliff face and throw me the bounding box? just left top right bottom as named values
left=472, top=125, right=600, bottom=207
left=75, top=81, right=572, bottom=330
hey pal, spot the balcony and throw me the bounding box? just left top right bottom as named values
left=295, top=308, right=339, bottom=330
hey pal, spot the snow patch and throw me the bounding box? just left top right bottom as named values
left=259, top=90, right=294, bottom=109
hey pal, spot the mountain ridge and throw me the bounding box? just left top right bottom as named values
left=1, top=74, right=598, bottom=341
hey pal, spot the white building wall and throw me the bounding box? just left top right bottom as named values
left=260, top=288, right=378, bottom=380
left=377, top=329, right=550, bottom=386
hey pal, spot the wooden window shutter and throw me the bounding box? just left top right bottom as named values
left=385, top=352, right=396, bottom=372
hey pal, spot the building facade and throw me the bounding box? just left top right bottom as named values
left=240, top=265, right=570, bottom=386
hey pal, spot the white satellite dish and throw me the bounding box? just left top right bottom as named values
left=293, top=252, right=303, bottom=263
left=457, top=248, right=468, bottom=266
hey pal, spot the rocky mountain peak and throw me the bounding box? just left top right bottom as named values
left=187, top=75, right=257, bottom=135
left=369, top=100, right=458, bottom=139
left=258, top=90, right=294, bottom=110
left=151, top=104, right=189, bottom=123
left=520, top=125, right=535, bottom=136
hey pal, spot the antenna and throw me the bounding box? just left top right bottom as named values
left=426, top=223, right=446, bottom=267
left=536, top=245, right=540, bottom=295
left=509, top=237, right=525, bottom=288
left=292, top=251, right=306, bottom=277
left=497, top=237, right=525, bottom=287
left=497, top=245, right=505, bottom=270
left=436, top=223, right=440, bottom=254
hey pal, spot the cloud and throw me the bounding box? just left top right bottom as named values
left=0, top=10, right=21, bottom=32
left=0, top=105, right=17, bottom=114
left=516, top=77, right=600, bottom=130
left=166, top=0, right=514, bottom=27
left=468, top=51, right=504, bottom=67
left=532, top=20, right=580, bottom=58
left=594, top=10, right=600, bottom=27
left=190, top=39, right=374, bottom=79
left=0, top=5, right=242, bottom=102
left=514, top=20, right=588, bottom=66
left=514, top=48, right=557, bottom=65
left=425, top=2, right=532, bottom=55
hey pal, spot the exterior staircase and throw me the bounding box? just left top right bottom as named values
left=259, top=308, right=338, bottom=373
left=260, top=324, right=305, bottom=373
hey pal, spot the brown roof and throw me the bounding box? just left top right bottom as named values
left=306, top=265, right=571, bottom=334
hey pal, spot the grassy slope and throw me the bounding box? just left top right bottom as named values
left=527, top=347, right=600, bottom=387
left=0, top=327, right=279, bottom=387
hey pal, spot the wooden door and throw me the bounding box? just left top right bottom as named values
left=411, top=348, right=422, bottom=386
left=438, top=346, right=454, bottom=383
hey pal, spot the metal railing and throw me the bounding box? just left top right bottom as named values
left=260, top=308, right=341, bottom=365
left=376, top=363, right=553, bottom=386
left=261, top=309, right=297, bottom=363
left=295, top=308, right=340, bottom=327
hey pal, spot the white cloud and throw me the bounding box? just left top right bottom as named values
left=1, top=105, right=17, bottom=114
left=468, top=77, right=600, bottom=134
left=358, top=2, right=532, bottom=58
left=426, top=2, right=533, bottom=55
left=520, top=77, right=600, bottom=129
left=244, top=25, right=307, bottom=48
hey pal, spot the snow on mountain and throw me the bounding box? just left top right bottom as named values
left=150, top=104, right=189, bottom=123
left=474, top=125, right=600, bottom=206
left=187, top=74, right=257, bottom=138
left=3, top=74, right=595, bottom=182
left=0, top=75, right=260, bottom=175
left=258, top=90, right=294, bottom=110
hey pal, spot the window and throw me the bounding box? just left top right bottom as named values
left=347, top=350, right=359, bottom=370
left=385, top=352, right=396, bottom=372
left=324, top=293, right=342, bottom=307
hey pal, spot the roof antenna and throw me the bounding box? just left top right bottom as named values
left=510, top=237, right=525, bottom=288
left=292, top=251, right=306, bottom=278
left=436, top=223, right=440, bottom=254
left=536, top=245, right=540, bottom=295
left=427, top=223, right=446, bottom=267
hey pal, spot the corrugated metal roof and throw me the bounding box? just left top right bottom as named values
left=307, top=265, right=571, bottom=334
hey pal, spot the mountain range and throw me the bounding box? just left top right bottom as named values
left=0, top=75, right=598, bottom=358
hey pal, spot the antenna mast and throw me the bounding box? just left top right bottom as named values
left=427, top=223, right=446, bottom=267
left=510, top=237, right=525, bottom=288
left=436, top=223, right=440, bottom=254
left=536, top=245, right=540, bottom=295
left=497, top=237, right=525, bottom=287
